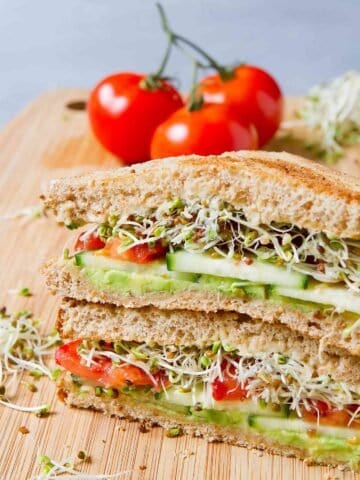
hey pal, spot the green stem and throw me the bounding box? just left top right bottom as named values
left=153, top=36, right=173, bottom=79
left=187, top=60, right=204, bottom=112
left=176, top=42, right=211, bottom=70
left=156, top=3, right=172, bottom=36
left=156, top=3, right=235, bottom=81
left=176, top=34, right=223, bottom=72
left=141, top=4, right=174, bottom=90
left=153, top=3, right=175, bottom=79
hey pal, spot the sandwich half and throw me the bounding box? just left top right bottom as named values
left=43, top=150, right=360, bottom=356
left=56, top=299, right=360, bottom=470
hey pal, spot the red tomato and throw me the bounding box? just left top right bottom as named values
left=199, top=65, right=283, bottom=147
left=150, top=103, right=258, bottom=159
left=212, top=364, right=248, bottom=401
left=103, top=364, right=155, bottom=388
left=88, top=72, right=184, bottom=164
left=305, top=400, right=332, bottom=417
left=55, top=340, right=154, bottom=388
left=74, top=231, right=105, bottom=252
left=104, top=237, right=167, bottom=263
left=301, top=400, right=352, bottom=427
left=55, top=340, right=110, bottom=383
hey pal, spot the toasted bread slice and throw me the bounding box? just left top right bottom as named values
left=43, top=150, right=360, bottom=238
left=57, top=298, right=360, bottom=388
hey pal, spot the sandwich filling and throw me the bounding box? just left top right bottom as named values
left=56, top=339, right=360, bottom=465
left=68, top=197, right=360, bottom=320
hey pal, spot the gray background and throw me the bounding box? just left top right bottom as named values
left=0, top=0, right=359, bottom=127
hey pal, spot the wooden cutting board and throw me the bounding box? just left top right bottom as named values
left=0, top=90, right=359, bottom=480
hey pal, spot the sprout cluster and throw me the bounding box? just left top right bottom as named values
left=0, top=308, right=60, bottom=413
left=299, top=71, right=360, bottom=162
left=80, top=340, right=360, bottom=425
left=35, top=453, right=127, bottom=480
left=98, top=198, right=360, bottom=293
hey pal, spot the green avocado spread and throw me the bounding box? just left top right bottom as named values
left=73, top=382, right=360, bottom=467
left=72, top=254, right=335, bottom=316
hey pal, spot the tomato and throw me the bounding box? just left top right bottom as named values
left=212, top=364, right=248, bottom=401
left=55, top=340, right=154, bottom=388
left=103, top=364, right=155, bottom=388
left=199, top=65, right=283, bottom=147
left=74, top=230, right=105, bottom=252
left=301, top=400, right=353, bottom=428
left=104, top=237, right=167, bottom=263
left=88, top=72, right=184, bottom=164
left=319, top=410, right=352, bottom=427
left=304, top=400, right=332, bottom=417
left=55, top=340, right=110, bottom=384
left=150, top=103, right=258, bottom=159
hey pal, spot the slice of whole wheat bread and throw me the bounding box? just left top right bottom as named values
left=43, top=150, right=360, bottom=238
left=57, top=298, right=360, bottom=389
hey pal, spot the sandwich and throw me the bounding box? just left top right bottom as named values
left=43, top=150, right=360, bottom=471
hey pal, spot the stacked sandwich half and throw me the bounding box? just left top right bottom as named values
left=42, top=150, right=360, bottom=471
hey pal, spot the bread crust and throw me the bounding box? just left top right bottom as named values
left=58, top=375, right=357, bottom=472
left=43, top=150, right=360, bottom=238
left=43, top=257, right=360, bottom=358
left=57, top=298, right=360, bottom=389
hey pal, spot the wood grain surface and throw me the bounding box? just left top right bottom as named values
left=0, top=90, right=359, bottom=480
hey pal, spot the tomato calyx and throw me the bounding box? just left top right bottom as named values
left=140, top=75, right=170, bottom=92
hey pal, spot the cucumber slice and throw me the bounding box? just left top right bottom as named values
left=75, top=251, right=197, bottom=281
left=248, top=415, right=358, bottom=439
left=75, top=251, right=168, bottom=275
left=166, top=251, right=308, bottom=289
left=273, top=283, right=360, bottom=314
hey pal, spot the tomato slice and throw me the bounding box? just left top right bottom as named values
left=212, top=363, right=248, bottom=401
left=305, top=399, right=331, bottom=417
left=55, top=340, right=108, bottom=383
left=301, top=400, right=353, bottom=428
left=75, top=231, right=105, bottom=252
left=104, top=237, right=167, bottom=263
left=55, top=340, right=155, bottom=388
left=105, top=363, right=155, bottom=388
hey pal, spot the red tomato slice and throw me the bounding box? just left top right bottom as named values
left=305, top=399, right=332, bottom=417
left=301, top=400, right=353, bottom=428
left=104, top=364, right=154, bottom=388
left=319, top=410, right=352, bottom=427
left=74, top=231, right=105, bottom=252
left=55, top=340, right=109, bottom=383
left=212, top=363, right=248, bottom=401
left=104, top=237, right=167, bottom=263
left=55, top=340, right=154, bottom=388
